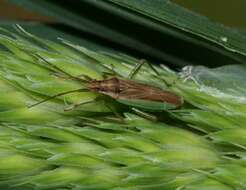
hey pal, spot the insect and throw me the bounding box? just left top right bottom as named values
left=29, top=55, right=183, bottom=112
left=86, top=77, right=183, bottom=111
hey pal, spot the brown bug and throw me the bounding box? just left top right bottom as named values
left=87, top=77, right=183, bottom=111
left=29, top=55, right=183, bottom=112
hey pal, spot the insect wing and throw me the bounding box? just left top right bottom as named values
left=117, top=80, right=182, bottom=110
left=117, top=98, right=177, bottom=111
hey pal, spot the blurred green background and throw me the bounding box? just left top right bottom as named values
left=174, top=0, right=246, bottom=29
left=0, top=0, right=245, bottom=69
left=1, top=0, right=245, bottom=29
left=0, top=0, right=52, bottom=21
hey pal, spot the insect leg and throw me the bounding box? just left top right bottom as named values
left=64, top=100, right=95, bottom=111
left=28, top=88, right=88, bottom=108
left=75, top=74, right=93, bottom=81
left=129, top=59, right=170, bottom=87
left=128, top=59, right=145, bottom=79
left=129, top=59, right=161, bottom=79
left=104, top=103, right=124, bottom=122
left=51, top=72, right=70, bottom=79
left=131, top=108, right=157, bottom=121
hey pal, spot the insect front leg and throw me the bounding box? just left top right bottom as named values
left=131, top=107, right=157, bottom=121
left=103, top=101, right=125, bottom=123
left=28, top=88, right=88, bottom=108
left=128, top=59, right=170, bottom=87
left=64, top=100, right=95, bottom=111
left=101, top=63, right=125, bottom=79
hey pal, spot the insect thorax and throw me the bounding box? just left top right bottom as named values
left=87, top=77, right=120, bottom=94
